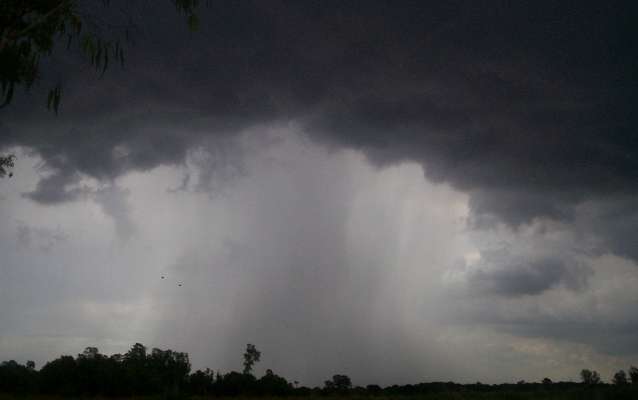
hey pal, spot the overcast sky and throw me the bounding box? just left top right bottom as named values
left=1, top=0, right=637, bottom=386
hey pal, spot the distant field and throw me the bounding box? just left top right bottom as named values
left=3, top=390, right=638, bottom=400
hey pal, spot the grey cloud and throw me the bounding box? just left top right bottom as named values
left=1, top=1, right=638, bottom=381
left=468, top=190, right=576, bottom=229
left=2, top=125, right=636, bottom=384
left=469, top=256, right=591, bottom=297
left=146, top=137, right=465, bottom=385
left=93, top=186, right=136, bottom=241
left=442, top=246, right=638, bottom=358
left=22, top=168, right=85, bottom=204
left=0, top=2, right=633, bottom=273
left=503, top=320, right=638, bottom=356
left=167, top=173, right=190, bottom=193
left=574, top=196, right=638, bottom=261
left=16, top=222, right=68, bottom=251
left=2, top=2, right=635, bottom=232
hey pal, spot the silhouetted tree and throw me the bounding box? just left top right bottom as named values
left=0, top=0, right=201, bottom=112
left=39, top=355, right=78, bottom=395
left=613, top=370, right=628, bottom=385
left=581, top=369, right=601, bottom=385
left=189, top=369, right=214, bottom=395
left=123, top=343, right=148, bottom=394
left=0, top=360, right=38, bottom=393
left=324, top=374, right=352, bottom=393
left=148, top=347, right=190, bottom=396
left=216, top=371, right=256, bottom=396
left=81, top=346, right=100, bottom=359
left=366, top=384, right=382, bottom=394
left=0, top=2, right=204, bottom=175
left=5, top=341, right=637, bottom=398
left=75, top=346, right=113, bottom=395
left=242, top=344, right=261, bottom=375
left=256, top=369, right=292, bottom=395
left=0, top=155, right=14, bottom=177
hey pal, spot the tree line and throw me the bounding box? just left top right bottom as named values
left=0, top=343, right=300, bottom=397
left=0, top=343, right=637, bottom=398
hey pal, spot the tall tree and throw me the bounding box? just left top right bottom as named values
left=613, top=370, right=628, bottom=385
left=580, top=369, right=601, bottom=385
left=324, top=374, right=352, bottom=392
left=242, top=344, right=261, bottom=375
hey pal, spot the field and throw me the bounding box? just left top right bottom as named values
left=2, top=388, right=638, bottom=400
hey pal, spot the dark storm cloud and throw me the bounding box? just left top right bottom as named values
left=2, top=1, right=637, bottom=255
left=23, top=168, right=84, bottom=204
left=1, top=2, right=636, bottom=383
left=503, top=320, right=638, bottom=356
left=468, top=254, right=591, bottom=297
left=8, top=112, right=202, bottom=203
left=575, top=195, right=638, bottom=261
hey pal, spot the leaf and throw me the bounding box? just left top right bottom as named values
left=81, top=35, right=91, bottom=53
left=95, top=40, right=102, bottom=68
left=187, top=14, right=199, bottom=31
left=0, top=84, right=15, bottom=108
left=53, top=86, right=61, bottom=114
left=71, top=14, right=82, bottom=34
left=47, top=89, right=55, bottom=110
left=101, top=49, right=109, bottom=76
left=47, top=85, right=62, bottom=114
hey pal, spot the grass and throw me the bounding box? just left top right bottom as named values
left=2, top=387, right=638, bottom=400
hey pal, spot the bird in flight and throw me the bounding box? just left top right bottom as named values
left=160, top=275, right=181, bottom=286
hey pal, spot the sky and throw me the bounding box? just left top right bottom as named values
left=1, top=0, right=638, bottom=386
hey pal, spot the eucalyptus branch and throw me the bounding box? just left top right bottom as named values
left=11, top=0, right=74, bottom=43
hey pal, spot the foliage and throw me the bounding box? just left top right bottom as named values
left=0, top=155, right=15, bottom=177
left=36, top=344, right=190, bottom=396
left=0, top=1, right=203, bottom=175
left=324, top=374, right=352, bottom=392
left=580, top=369, right=601, bottom=385
left=243, top=344, right=261, bottom=375
left=0, top=360, right=38, bottom=393
left=0, top=0, right=201, bottom=113
left=2, top=344, right=638, bottom=399
left=256, top=369, right=293, bottom=396
left=613, top=370, right=628, bottom=385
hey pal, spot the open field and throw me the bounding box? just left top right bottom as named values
left=2, top=389, right=638, bottom=400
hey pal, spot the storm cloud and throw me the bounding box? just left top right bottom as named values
left=3, top=2, right=636, bottom=226
left=1, top=0, right=637, bottom=386
left=467, top=255, right=591, bottom=297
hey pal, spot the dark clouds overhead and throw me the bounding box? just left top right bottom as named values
left=467, top=252, right=592, bottom=297
left=3, top=1, right=636, bottom=231
left=2, top=1, right=638, bottom=381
